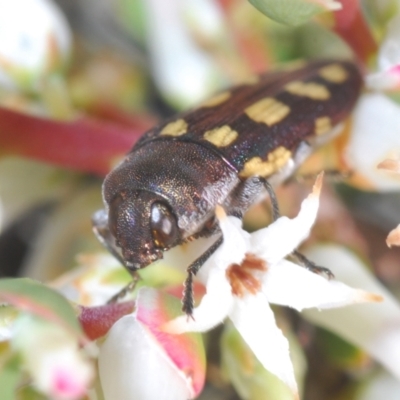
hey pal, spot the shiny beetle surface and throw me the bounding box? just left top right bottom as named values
left=93, top=59, right=363, bottom=311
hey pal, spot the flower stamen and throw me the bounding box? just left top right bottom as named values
left=226, top=253, right=267, bottom=297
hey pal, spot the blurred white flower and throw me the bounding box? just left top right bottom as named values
left=98, top=288, right=206, bottom=400
left=304, top=244, right=400, bottom=381
left=12, top=315, right=93, bottom=400
left=143, top=0, right=225, bottom=108
left=345, top=93, right=400, bottom=190
left=52, top=252, right=130, bottom=307
left=0, top=0, right=71, bottom=91
left=357, top=371, right=400, bottom=400
left=345, top=11, right=400, bottom=191
left=366, top=14, right=400, bottom=91
left=164, top=174, right=381, bottom=397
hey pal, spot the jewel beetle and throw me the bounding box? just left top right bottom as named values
left=93, top=59, right=363, bottom=315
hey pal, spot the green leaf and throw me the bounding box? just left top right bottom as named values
left=249, top=0, right=327, bottom=26
left=293, top=22, right=353, bottom=59
left=0, top=278, right=83, bottom=340
left=317, top=327, right=368, bottom=370
left=0, top=355, right=22, bottom=400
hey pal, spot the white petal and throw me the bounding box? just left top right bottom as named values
left=164, top=209, right=249, bottom=334
left=250, top=174, right=322, bottom=263
left=263, top=260, right=381, bottom=311
left=303, top=244, right=400, bottom=380
left=214, top=208, right=250, bottom=263
left=197, top=208, right=249, bottom=283
left=163, top=266, right=234, bottom=334
left=366, top=69, right=400, bottom=91
left=377, top=14, right=400, bottom=72
left=0, top=0, right=71, bottom=90
left=13, top=316, right=93, bottom=400
left=230, top=294, right=299, bottom=398
left=346, top=93, right=400, bottom=190
left=366, top=14, right=400, bottom=92
left=99, top=314, right=191, bottom=400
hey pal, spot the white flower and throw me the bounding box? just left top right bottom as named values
left=142, top=0, right=225, bottom=108
left=98, top=288, right=206, bottom=400
left=164, top=174, right=382, bottom=398
left=99, top=314, right=193, bottom=400
left=12, top=315, right=93, bottom=400
left=345, top=93, right=400, bottom=191
left=366, top=14, right=400, bottom=91
left=0, top=0, right=71, bottom=91
left=344, top=11, right=400, bottom=191
left=304, top=244, right=400, bottom=381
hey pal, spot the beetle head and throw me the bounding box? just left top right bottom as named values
left=108, top=190, right=180, bottom=270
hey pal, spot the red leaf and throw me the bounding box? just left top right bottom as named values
left=0, top=107, right=154, bottom=176
left=78, top=301, right=135, bottom=341
left=333, top=0, right=377, bottom=65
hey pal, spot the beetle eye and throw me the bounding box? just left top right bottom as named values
left=150, top=202, right=179, bottom=249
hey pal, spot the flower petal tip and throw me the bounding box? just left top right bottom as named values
left=215, top=205, right=227, bottom=221
left=377, top=159, right=400, bottom=174
left=311, top=171, right=324, bottom=197
left=356, top=291, right=384, bottom=304
left=386, top=225, right=400, bottom=248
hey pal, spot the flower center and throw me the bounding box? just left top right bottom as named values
left=226, top=253, right=268, bottom=297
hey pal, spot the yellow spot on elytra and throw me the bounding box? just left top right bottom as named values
left=201, top=91, right=231, bottom=107
left=319, top=64, right=348, bottom=83
left=239, top=146, right=292, bottom=178
left=160, top=119, right=188, bottom=136
left=203, top=125, right=238, bottom=147
left=285, top=81, right=330, bottom=100
left=245, top=97, right=290, bottom=126
left=315, top=116, right=332, bottom=136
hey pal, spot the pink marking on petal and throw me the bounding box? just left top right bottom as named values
left=135, top=289, right=206, bottom=397
left=389, top=65, right=400, bottom=75
left=52, top=367, right=86, bottom=398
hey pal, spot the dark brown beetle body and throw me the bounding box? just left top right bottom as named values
left=93, top=59, right=363, bottom=309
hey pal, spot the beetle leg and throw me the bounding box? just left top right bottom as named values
left=292, top=250, right=334, bottom=279
left=182, top=235, right=223, bottom=318
left=107, top=273, right=141, bottom=304
left=260, top=178, right=281, bottom=221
